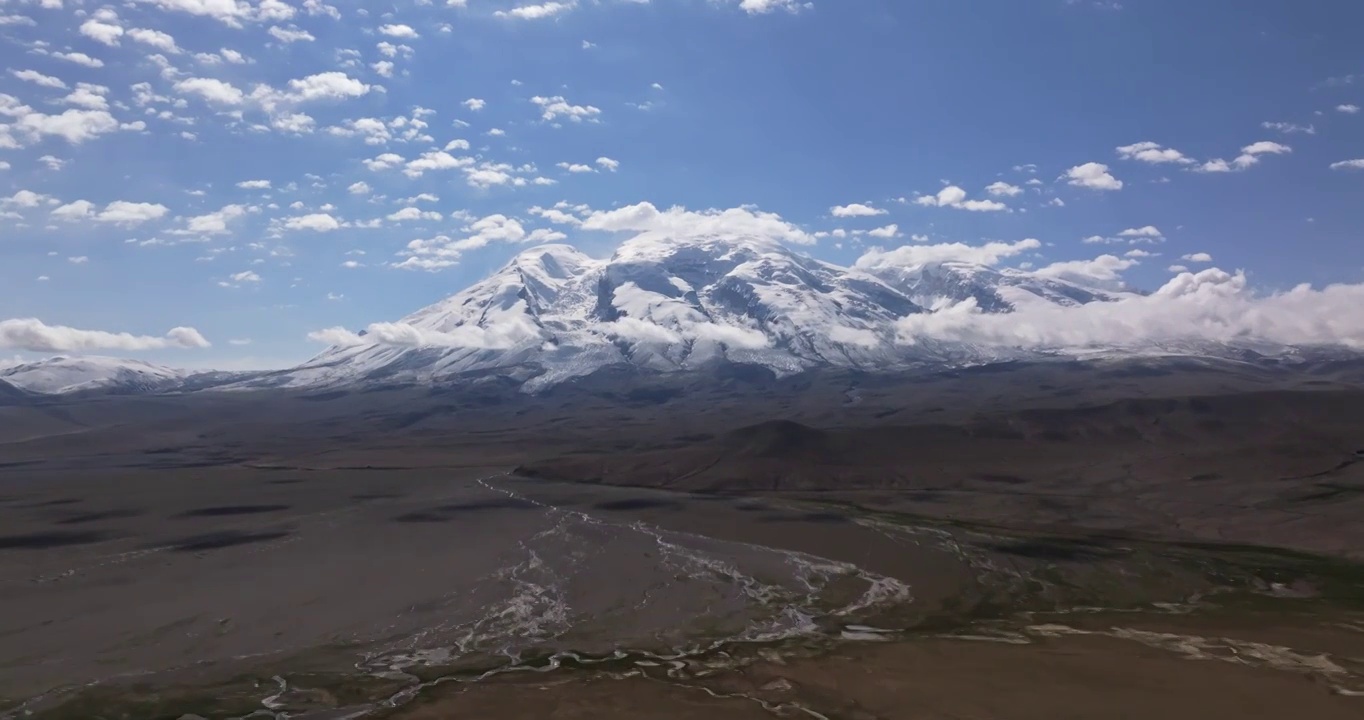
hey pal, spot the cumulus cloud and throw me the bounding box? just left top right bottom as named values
left=595, top=156, right=620, bottom=172
left=0, top=318, right=209, bottom=352
left=866, top=223, right=899, bottom=239
left=50, top=51, right=104, bottom=68
left=175, top=77, right=245, bottom=104
left=79, top=18, right=125, bottom=46
left=179, top=204, right=247, bottom=234
left=393, top=214, right=532, bottom=270
left=895, top=268, right=1364, bottom=351
left=1261, top=121, right=1315, bottom=135
left=309, top=315, right=543, bottom=349
left=387, top=206, right=443, bottom=222
left=378, top=23, right=419, bottom=38
left=10, top=107, right=124, bottom=144
left=1033, top=254, right=1137, bottom=290
left=1065, top=162, right=1123, bottom=190
left=284, top=213, right=343, bottom=231
left=912, top=185, right=1008, bottom=211
left=531, top=95, right=602, bottom=123
left=984, top=181, right=1023, bottom=197
left=1115, top=141, right=1193, bottom=165
left=1196, top=141, right=1291, bottom=173
left=738, top=0, right=806, bottom=13
left=855, top=238, right=1041, bottom=268
left=1118, top=225, right=1163, bottom=239
left=1329, top=159, right=1364, bottom=171
left=268, top=25, right=315, bottom=43
left=127, top=27, right=180, bottom=53
left=404, top=150, right=472, bottom=178
left=11, top=69, right=67, bottom=89
left=1338, top=104, right=1360, bottom=114
left=581, top=202, right=813, bottom=245
left=830, top=203, right=886, bottom=217
left=95, top=201, right=169, bottom=225
left=495, top=2, right=576, bottom=20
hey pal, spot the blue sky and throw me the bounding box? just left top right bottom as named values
left=1, top=0, right=1362, bottom=369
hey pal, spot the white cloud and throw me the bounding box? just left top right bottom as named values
left=175, top=77, right=245, bottom=104
left=404, top=150, right=472, bottom=178
left=95, top=201, right=170, bottom=225
left=580, top=202, right=814, bottom=245
left=495, top=2, right=576, bottom=20
left=378, top=23, right=419, bottom=38
left=272, top=112, right=316, bottom=133
left=285, top=213, right=342, bottom=231
left=348, top=181, right=372, bottom=194
left=1329, top=159, right=1364, bottom=171
left=830, top=203, right=886, bottom=217
left=738, top=0, right=806, bottom=14
left=229, top=270, right=260, bottom=283
left=557, top=162, right=595, bottom=173
left=984, top=181, right=1023, bottom=197
left=51, top=199, right=94, bottom=219
left=11, top=69, right=67, bottom=89
left=364, top=152, right=405, bottom=171
left=1337, top=104, right=1360, bottom=114
left=1115, top=141, right=1193, bottom=165
left=1118, top=225, right=1163, bottom=239
left=1182, top=252, right=1213, bottom=263
left=595, top=156, right=620, bottom=172
left=1198, top=141, right=1292, bottom=173
left=894, top=268, right=1364, bottom=352
left=913, top=185, right=1008, bottom=211
left=531, top=95, right=602, bottom=123
left=62, top=84, right=110, bottom=110
left=236, top=179, right=271, bottom=189
left=867, top=223, right=899, bottom=239
left=13, top=108, right=123, bottom=144
left=387, top=207, right=443, bottom=222
left=128, top=27, right=180, bottom=53
left=304, top=0, right=340, bottom=18
left=1033, top=254, right=1137, bottom=290
left=529, top=205, right=584, bottom=225
left=1065, top=162, right=1123, bottom=190
left=855, top=238, right=1041, bottom=268
left=0, top=318, right=209, bottom=352
left=268, top=25, right=315, bottom=43
left=79, top=18, right=125, bottom=46
left=50, top=51, right=104, bottom=68
left=181, top=204, right=247, bottom=234
left=394, top=213, right=532, bottom=270
left=462, top=97, right=486, bottom=111
left=1261, top=121, right=1315, bottom=135
left=2, top=190, right=53, bottom=208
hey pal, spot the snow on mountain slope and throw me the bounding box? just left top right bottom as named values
left=257, top=234, right=1143, bottom=392
left=0, top=356, right=190, bottom=394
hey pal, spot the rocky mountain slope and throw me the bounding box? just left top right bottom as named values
left=239, top=235, right=1143, bottom=392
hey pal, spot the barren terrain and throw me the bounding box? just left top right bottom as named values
left=2, top=359, right=1363, bottom=718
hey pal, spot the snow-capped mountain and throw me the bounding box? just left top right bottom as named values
left=0, top=356, right=191, bottom=395
left=244, top=234, right=1140, bottom=393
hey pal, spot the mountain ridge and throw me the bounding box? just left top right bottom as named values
left=8, top=236, right=1361, bottom=395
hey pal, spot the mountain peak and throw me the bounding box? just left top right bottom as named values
left=268, top=235, right=1135, bottom=392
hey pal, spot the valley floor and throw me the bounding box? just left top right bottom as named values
left=2, top=366, right=1364, bottom=718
